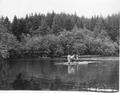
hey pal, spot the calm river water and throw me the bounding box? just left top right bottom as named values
left=8, top=58, right=119, bottom=90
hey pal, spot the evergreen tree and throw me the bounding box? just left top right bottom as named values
left=11, top=16, right=19, bottom=40
left=33, top=19, right=50, bottom=36
left=46, top=12, right=55, bottom=28
left=51, top=15, right=64, bottom=35
left=64, top=16, right=74, bottom=30
left=105, top=14, right=119, bottom=41
left=94, top=17, right=105, bottom=37
left=3, top=17, right=11, bottom=31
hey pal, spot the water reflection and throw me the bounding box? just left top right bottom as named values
left=68, top=65, right=75, bottom=74
left=67, top=62, right=89, bottom=75
left=8, top=58, right=119, bottom=90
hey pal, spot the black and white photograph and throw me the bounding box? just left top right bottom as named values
left=0, top=0, right=119, bottom=92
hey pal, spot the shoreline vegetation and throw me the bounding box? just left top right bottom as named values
left=0, top=12, right=119, bottom=59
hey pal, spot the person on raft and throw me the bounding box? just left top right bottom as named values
left=67, top=54, right=78, bottom=63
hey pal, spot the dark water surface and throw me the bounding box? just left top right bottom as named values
left=8, top=58, right=119, bottom=90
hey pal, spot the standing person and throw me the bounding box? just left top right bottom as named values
left=67, top=54, right=71, bottom=63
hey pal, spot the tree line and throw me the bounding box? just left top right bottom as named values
left=0, top=12, right=119, bottom=58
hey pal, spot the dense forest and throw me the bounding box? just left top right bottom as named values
left=0, top=12, right=119, bottom=58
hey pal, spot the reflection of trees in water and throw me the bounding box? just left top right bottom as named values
left=38, top=60, right=45, bottom=75
left=0, top=58, right=9, bottom=89
left=7, top=58, right=119, bottom=90
left=12, top=73, right=41, bottom=90
left=109, top=61, right=119, bottom=89
left=12, top=73, right=62, bottom=90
